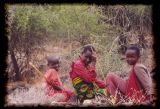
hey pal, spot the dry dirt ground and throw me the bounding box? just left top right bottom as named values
left=5, top=82, right=114, bottom=107
left=5, top=36, right=155, bottom=107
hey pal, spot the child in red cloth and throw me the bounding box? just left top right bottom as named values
left=44, top=56, right=74, bottom=102
left=105, top=45, right=153, bottom=104
left=69, top=45, right=107, bottom=103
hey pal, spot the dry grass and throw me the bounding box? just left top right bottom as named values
left=5, top=83, right=67, bottom=106
left=5, top=82, right=155, bottom=107
left=6, top=34, right=155, bottom=107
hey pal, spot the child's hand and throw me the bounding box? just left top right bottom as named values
left=138, top=95, right=154, bottom=105
left=52, top=85, right=62, bottom=91
left=141, top=100, right=152, bottom=105
left=91, top=51, right=97, bottom=62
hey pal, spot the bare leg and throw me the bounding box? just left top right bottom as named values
left=106, top=72, right=127, bottom=97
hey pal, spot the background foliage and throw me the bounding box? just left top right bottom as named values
left=6, top=4, right=153, bottom=83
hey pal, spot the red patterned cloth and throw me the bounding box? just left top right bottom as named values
left=69, top=56, right=106, bottom=89
left=44, top=68, right=74, bottom=102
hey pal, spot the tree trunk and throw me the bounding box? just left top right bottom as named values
left=10, top=49, right=21, bottom=81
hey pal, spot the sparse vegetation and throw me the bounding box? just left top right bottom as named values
left=5, top=4, right=154, bottom=106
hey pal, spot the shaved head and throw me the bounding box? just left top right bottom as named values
left=47, top=55, right=60, bottom=65
left=47, top=55, right=60, bottom=71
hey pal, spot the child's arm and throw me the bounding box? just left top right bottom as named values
left=134, top=65, right=153, bottom=96
left=91, top=51, right=97, bottom=67
left=73, top=62, right=96, bottom=82
left=45, top=70, right=63, bottom=91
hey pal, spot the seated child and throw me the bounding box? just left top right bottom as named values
left=69, top=45, right=107, bottom=104
left=105, top=45, right=153, bottom=104
left=44, top=56, right=74, bottom=102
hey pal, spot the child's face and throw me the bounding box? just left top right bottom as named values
left=49, top=62, right=60, bottom=71
left=125, top=49, right=139, bottom=65
left=83, top=50, right=93, bottom=65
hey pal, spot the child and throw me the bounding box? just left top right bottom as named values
left=69, top=45, right=107, bottom=104
left=44, top=56, right=74, bottom=102
left=105, top=45, right=153, bottom=104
